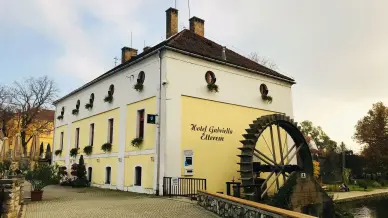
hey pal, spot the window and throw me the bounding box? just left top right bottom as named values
left=134, top=166, right=142, bottom=186
left=75, top=128, right=80, bottom=148
left=108, top=119, right=114, bottom=144
left=105, top=166, right=111, bottom=184
left=137, top=109, right=145, bottom=139
left=89, top=123, right=94, bottom=146
left=88, top=167, right=93, bottom=183
left=60, top=132, right=64, bottom=149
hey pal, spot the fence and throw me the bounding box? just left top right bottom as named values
left=163, top=177, right=206, bottom=198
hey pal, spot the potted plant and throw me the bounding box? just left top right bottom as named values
left=25, top=163, right=57, bottom=201
left=57, top=114, right=64, bottom=120
left=207, top=84, right=219, bottom=92
left=70, top=148, right=79, bottom=158
left=85, top=102, right=93, bottom=110
left=134, top=83, right=144, bottom=92
left=101, top=143, right=112, bottom=152
left=83, top=145, right=93, bottom=155
left=72, top=109, right=79, bottom=115
left=55, top=149, right=62, bottom=156
left=262, top=95, right=273, bottom=103
left=131, top=138, right=143, bottom=147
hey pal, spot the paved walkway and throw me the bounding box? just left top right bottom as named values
left=24, top=185, right=218, bottom=218
left=332, top=188, right=388, bottom=202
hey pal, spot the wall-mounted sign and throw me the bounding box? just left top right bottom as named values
left=190, top=124, right=233, bottom=141
left=147, top=114, right=157, bottom=124
left=172, top=177, right=179, bottom=186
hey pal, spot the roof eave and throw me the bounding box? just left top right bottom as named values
left=164, top=46, right=296, bottom=85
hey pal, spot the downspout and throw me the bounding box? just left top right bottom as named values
left=155, top=49, right=162, bottom=196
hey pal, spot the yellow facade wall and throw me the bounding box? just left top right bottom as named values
left=181, top=96, right=286, bottom=195
left=71, top=108, right=120, bottom=156
left=124, top=154, right=154, bottom=188
left=125, top=97, right=156, bottom=152
left=84, top=157, right=117, bottom=185
left=53, top=125, right=68, bottom=158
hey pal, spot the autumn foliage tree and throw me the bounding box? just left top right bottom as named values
left=300, top=120, right=337, bottom=151
left=1, top=76, right=58, bottom=154
left=354, top=102, right=388, bottom=173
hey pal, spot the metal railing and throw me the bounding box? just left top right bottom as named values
left=163, top=177, right=206, bottom=198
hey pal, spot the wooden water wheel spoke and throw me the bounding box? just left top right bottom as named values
left=254, top=149, right=277, bottom=166
left=252, top=152, right=273, bottom=166
left=269, top=125, right=280, bottom=191
left=276, top=123, right=286, bottom=182
left=261, top=135, right=274, bottom=157
left=282, top=144, right=296, bottom=162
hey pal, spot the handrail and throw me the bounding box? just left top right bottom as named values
left=198, top=190, right=317, bottom=218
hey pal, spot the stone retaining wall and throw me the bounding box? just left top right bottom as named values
left=197, top=190, right=317, bottom=218
left=0, top=178, right=24, bottom=218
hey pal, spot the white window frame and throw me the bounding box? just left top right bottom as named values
left=133, top=164, right=143, bottom=187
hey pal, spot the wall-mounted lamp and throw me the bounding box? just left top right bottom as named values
left=150, top=157, right=154, bottom=162
left=97, top=158, right=100, bottom=163
left=118, top=157, right=122, bottom=162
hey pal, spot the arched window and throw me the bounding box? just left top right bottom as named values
left=134, top=166, right=142, bottom=186
left=88, top=167, right=92, bottom=183
left=105, top=166, right=111, bottom=184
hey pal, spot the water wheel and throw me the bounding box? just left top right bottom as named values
left=238, top=114, right=313, bottom=201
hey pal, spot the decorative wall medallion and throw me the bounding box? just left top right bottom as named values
left=260, top=83, right=273, bottom=103
left=205, top=71, right=218, bottom=92
left=134, top=71, right=145, bottom=92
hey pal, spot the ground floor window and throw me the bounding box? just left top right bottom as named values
left=134, top=166, right=142, bottom=186
left=88, top=167, right=92, bottom=183
left=105, top=166, right=111, bottom=184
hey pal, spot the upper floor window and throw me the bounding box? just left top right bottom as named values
left=108, top=118, right=114, bottom=144
left=89, top=123, right=94, bottom=146
left=60, top=132, right=64, bottom=149
left=137, top=109, right=145, bottom=139
left=75, top=128, right=80, bottom=148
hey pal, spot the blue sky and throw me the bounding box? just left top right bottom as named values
left=1, top=0, right=388, bottom=152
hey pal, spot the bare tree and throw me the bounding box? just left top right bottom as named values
left=0, top=85, right=14, bottom=137
left=10, top=76, right=58, bottom=154
left=249, top=52, right=278, bottom=70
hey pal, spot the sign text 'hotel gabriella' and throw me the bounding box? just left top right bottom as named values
left=190, top=124, right=233, bottom=141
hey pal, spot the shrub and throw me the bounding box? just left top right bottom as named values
left=72, top=109, right=79, bottom=115
left=72, top=155, right=89, bottom=188
left=357, top=180, right=368, bottom=190
left=326, top=184, right=341, bottom=192
left=262, top=95, right=273, bottom=103
left=101, top=143, right=112, bottom=152
left=372, top=181, right=382, bottom=188
left=25, top=163, right=58, bottom=191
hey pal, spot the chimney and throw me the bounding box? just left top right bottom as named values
left=189, top=16, right=205, bottom=37
left=143, top=46, right=151, bottom=52
left=121, top=47, right=138, bottom=64
left=166, top=8, right=178, bottom=39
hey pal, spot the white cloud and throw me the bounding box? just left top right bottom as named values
left=0, top=0, right=144, bottom=81
left=2, top=0, right=387, bottom=151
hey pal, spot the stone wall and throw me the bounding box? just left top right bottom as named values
left=0, top=178, right=24, bottom=218
left=198, top=190, right=317, bottom=218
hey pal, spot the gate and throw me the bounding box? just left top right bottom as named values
left=163, top=177, right=206, bottom=198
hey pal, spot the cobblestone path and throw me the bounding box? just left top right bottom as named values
left=24, top=185, right=218, bottom=218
